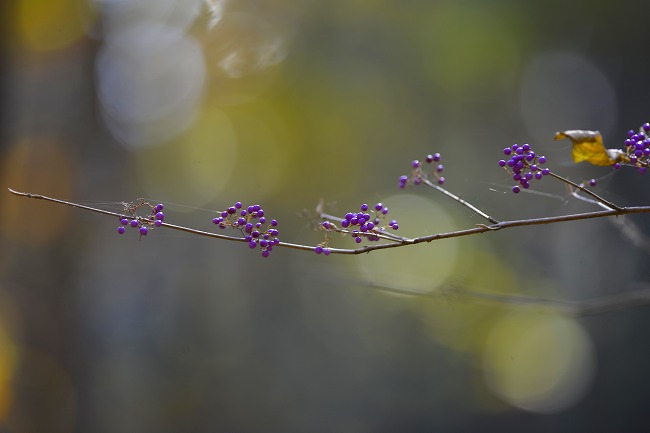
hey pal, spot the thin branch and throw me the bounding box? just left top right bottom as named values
left=8, top=188, right=650, bottom=255
left=547, top=171, right=621, bottom=210
left=371, top=282, right=650, bottom=316
left=421, top=178, right=500, bottom=224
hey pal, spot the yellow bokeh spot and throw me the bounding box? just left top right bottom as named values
left=135, top=107, right=239, bottom=207
left=17, top=0, right=93, bottom=52
left=482, top=312, right=595, bottom=413
left=356, top=193, right=459, bottom=294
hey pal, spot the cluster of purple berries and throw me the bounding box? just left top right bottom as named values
left=315, top=202, right=399, bottom=255
left=498, top=144, right=550, bottom=194
left=399, top=153, right=445, bottom=188
left=621, top=123, right=650, bottom=174
left=117, top=202, right=165, bottom=237
left=212, top=202, right=279, bottom=257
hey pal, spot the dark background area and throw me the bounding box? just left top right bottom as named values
left=2, top=0, right=650, bottom=431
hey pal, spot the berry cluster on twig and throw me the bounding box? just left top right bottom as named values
left=315, top=202, right=402, bottom=255
left=498, top=144, right=549, bottom=194
left=117, top=200, right=165, bottom=238
left=399, top=153, right=444, bottom=188
left=212, top=202, right=279, bottom=257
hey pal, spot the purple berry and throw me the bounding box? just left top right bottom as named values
left=498, top=160, right=506, bottom=167
left=323, top=248, right=331, bottom=256
left=438, top=177, right=445, bottom=185
left=433, top=153, right=441, bottom=161
left=120, top=218, right=129, bottom=225
left=341, top=220, right=350, bottom=228
left=154, top=220, right=162, bottom=227
left=355, top=236, right=362, bottom=243
left=512, top=186, right=520, bottom=194
left=503, top=148, right=512, bottom=156
left=541, top=168, right=550, bottom=175
left=117, top=226, right=125, bottom=234
left=374, top=203, right=383, bottom=211
left=436, top=164, right=444, bottom=172
left=360, top=203, right=369, bottom=211
left=314, top=246, right=323, bottom=254
left=644, top=123, right=650, bottom=132
left=130, top=219, right=139, bottom=228
left=412, top=160, right=420, bottom=168
left=322, top=221, right=331, bottom=229
left=261, top=250, right=269, bottom=258
left=426, top=154, right=434, bottom=163
left=538, top=156, right=547, bottom=164
left=234, top=201, right=242, bottom=209
left=589, top=179, right=597, bottom=187
left=139, top=226, right=148, bottom=235
left=155, top=212, right=164, bottom=221
left=155, top=204, right=164, bottom=212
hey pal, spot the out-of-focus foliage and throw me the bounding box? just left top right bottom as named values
left=3, top=0, right=650, bottom=431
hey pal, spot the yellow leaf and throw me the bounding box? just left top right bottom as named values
left=554, top=130, right=628, bottom=166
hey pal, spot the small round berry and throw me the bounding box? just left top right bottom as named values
left=155, top=204, right=164, bottom=212
left=433, top=153, right=441, bottom=161
left=360, top=203, right=369, bottom=211
left=538, top=156, right=547, bottom=164
left=257, top=210, right=265, bottom=217
left=248, top=241, right=257, bottom=249
left=323, top=248, right=331, bottom=256
left=117, top=226, right=126, bottom=234
left=322, top=221, right=331, bottom=229
left=221, top=211, right=228, bottom=218
left=503, top=148, right=512, bottom=156
left=436, top=164, right=444, bottom=172
left=270, top=219, right=278, bottom=227
left=130, top=219, right=139, bottom=228
left=234, top=201, right=242, bottom=209
left=374, top=203, right=383, bottom=211
left=381, top=207, right=388, bottom=214
left=245, top=223, right=253, bottom=233
left=227, top=207, right=236, bottom=214
left=155, top=211, right=164, bottom=221
left=498, top=159, right=506, bottom=167
left=259, top=239, right=268, bottom=248
left=534, top=172, right=542, bottom=180
left=639, top=167, right=648, bottom=175
left=589, top=179, right=597, bottom=187
left=253, top=205, right=261, bottom=212
left=355, top=236, right=362, bottom=243
left=541, top=168, right=550, bottom=175
left=522, top=143, right=531, bottom=152
left=426, top=154, right=434, bottom=163
left=120, top=218, right=129, bottom=225
left=628, top=129, right=636, bottom=138
left=438, top=177, right=445, bottom=185
left=341, top=220, right=350, bottom=228
left=515, top=147, right=524, bottom=155
left=506, top=159, right=516, bottom=167
left=314, top=246, right=323, bottom=254
left=412, top=160, right=420, bottom=168
left=261, top=250, right=270, bottom=258
left=512, top=185, right=520, bottom=194
left=154, top=220, right=162, bottom=227
left=644, top=123, right=650, bottom=132
left=139, top=226, right=148, bottom=235
left=413, top=177, right=422, bottom=185
left=237, top=217, right=246, bottom=226
left=259, top=217, right=266, bottom=224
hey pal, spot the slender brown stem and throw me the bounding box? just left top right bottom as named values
left=421, top=178, right=500, bottom=224
left=547, top=171, right=622, bottom=211
left=8, top=187, right=650, bottom=256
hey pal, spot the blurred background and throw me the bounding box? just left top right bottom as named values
left=2, top=0, right=650, bottom=431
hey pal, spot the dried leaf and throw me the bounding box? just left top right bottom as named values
left=554, top=130, right=628, bottom=166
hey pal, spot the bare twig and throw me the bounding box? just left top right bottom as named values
left=9, top=187, right=650, bottom=255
